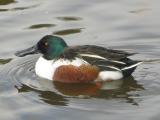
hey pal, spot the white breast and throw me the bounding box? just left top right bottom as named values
left=35, top=56, right=88, bottom=80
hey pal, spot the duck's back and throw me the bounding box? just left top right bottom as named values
left=67, top=45, right=135, bottom=60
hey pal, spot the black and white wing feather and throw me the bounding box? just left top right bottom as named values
left=63, top=45, right=142, bottom=77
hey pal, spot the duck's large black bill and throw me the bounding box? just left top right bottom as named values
left=15, top=45, right=38, bottom=57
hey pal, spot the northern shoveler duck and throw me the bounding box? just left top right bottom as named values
left=16, top=35, right=142, bottom=83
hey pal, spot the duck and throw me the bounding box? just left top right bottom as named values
left=15, top=35, right=142, bottom=83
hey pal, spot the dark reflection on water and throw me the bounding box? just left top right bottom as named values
left=0, top=4, right=39, bottom=12
left=53, top=28, right=83, bottom=35
left=16, top=84, right=68, bottom=106
left=0, top=9, right=8, bottom=11
left=129, top=8, right=150, bottom=14
left=57, top=16, right=82, bottom=21
left=0, top=58, right=12, bottom=65
left=12, top=5, right=39, bottom=10
left=0, top=0, right=16, bottom=5
left=28, top=24, right=56, bottom=29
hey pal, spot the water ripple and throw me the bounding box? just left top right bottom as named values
left=27, top=24, right=56, bottom=29
left=57, top=16, right=82, bottom=21
left=0, top=0, right=16, bottom=5
left=0, top=4, right=39, bottom=12
left=53, top=28, right=83, bottom=36
left=0, top=58, right=12, bottom=65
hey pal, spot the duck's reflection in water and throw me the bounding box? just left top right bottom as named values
left=16, top=76, right=144, bottom=106
left=15, top=84, right=68, bottom=106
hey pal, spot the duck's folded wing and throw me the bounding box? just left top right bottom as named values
left=70, top=45, right=136, bottom=61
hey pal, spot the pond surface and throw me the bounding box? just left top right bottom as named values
left=0, top=0, right=160, bottom=120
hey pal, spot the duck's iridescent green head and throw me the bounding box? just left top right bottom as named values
left=16, top=35, right=68, bottom=60
left=37, top=35, right=68, bottom=60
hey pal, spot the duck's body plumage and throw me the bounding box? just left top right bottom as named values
left=16, top=35, right=142, bottom=83
left=35, top=57, right=89, bottom=81
left=35, top=44, right=141, bottom=83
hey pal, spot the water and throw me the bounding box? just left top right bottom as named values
left=0, top=0, right=160, bottom=120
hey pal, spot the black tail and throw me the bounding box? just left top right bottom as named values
left=121, top=61, right=142, bottom=77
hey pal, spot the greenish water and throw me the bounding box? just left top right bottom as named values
left=0, top=0, right=160, bottom=120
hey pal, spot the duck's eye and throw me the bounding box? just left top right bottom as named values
left=44, top=42, right=48, bottom=47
